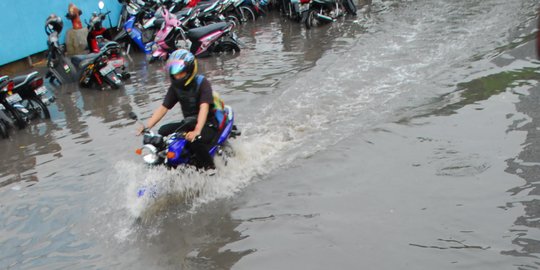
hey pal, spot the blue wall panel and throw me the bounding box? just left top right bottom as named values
left=0, top=0, right=122, bottom=66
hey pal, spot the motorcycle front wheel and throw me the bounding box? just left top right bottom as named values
left=239, top=6, right=257, bottom=22
left=343, top=0, right=357, bottom=15
left=305, top=10, right=320, bottom=29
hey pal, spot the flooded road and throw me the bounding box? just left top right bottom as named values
left=1, top=0, right=540, bottom=269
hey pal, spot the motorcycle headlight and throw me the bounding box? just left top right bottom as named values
left=141, top=144, right=159, bottom=164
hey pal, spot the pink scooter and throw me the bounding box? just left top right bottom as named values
left=151, top=7, right=241, bottom=60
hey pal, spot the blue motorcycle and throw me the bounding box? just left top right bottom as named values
left=129, top=105, right=240, bottom=197
left=114, top=0, right=161, bottom=55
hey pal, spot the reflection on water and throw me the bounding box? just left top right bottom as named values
left=131, top=201, right=255, bottom=269
left=0, top=120, right=62, bottom=188
left=426, top=66, right=540, bottom=117
left=2, top=0, right=538, bottom=268
left=0, top=10, right=361, bottom=268
left=503, top=74, right=540, bottom=260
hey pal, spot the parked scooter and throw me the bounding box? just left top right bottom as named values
left=151, top=7, right=240, bottom=60
left=44, top=14, right=129, bottom=89
left=87, top=9, right=113, bottom=53
left=10, top=72, right=55, bottom=121
left=301, top=0, right=356, bottom=28
left=0, top=77, right=28, bottom=131
left=45, top=14, right=78, bottom=85
left=72, top=41, right=128, bottom=89
left=0, top=72, right=55, bottom=129
left=114, top=0, right=161, bottom=55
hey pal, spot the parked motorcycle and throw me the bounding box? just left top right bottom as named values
left=301, top=0, right=356, bottom=28
left=152, top=7, right=241, bottom=60
left=279, top=0, right=302, bottom=21
left=114, top=0, right=161, bottom=55
left=0, top=77, right=28, bottom=130
left=71, top=41, right=128, bottom=89
left=45, top=14, right=78, bottom=85
left=87, top=10, right=113, bottom=53
left=197, top=0, right=243, bottom=26
left=11, top=72, right=55, bottom=121
left=44, top=12, right=129, bottom=89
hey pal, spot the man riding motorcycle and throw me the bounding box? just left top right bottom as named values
left=137, top=49, right=219, bottom=170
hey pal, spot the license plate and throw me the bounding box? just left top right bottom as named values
left=99, top=64, right=115, bottom=76
left=6, top=93, right=22, bottom=104
left=34, top=86, right=47, bottom=96
left=63, top=64, right=71, bottom=73
left=109, top=58, right=125, bottom=68
left=299, top=4, right=309, bottom=12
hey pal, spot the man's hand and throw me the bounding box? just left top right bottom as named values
left=136, top=125, right=145, bottom=136
left=185, top=130, right=201, bottom=142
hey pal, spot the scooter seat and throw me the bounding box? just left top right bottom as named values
left=197, top=1, right=220, bottom=12
left=154, top=17, right=165, bottom=27
left=12, top=71, right=39, bottom=88
left=71, top=54, right=100, bottom=69
left=175, top=8, right=192, bottom=18
left=187, top=22, right=229, bottom=40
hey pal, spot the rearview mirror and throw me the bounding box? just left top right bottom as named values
left=98, top=1, right=105, bottom=10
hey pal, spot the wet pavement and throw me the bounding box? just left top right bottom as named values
left=1, top=0, right=540, bottom=269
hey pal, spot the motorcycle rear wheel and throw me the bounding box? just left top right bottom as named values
left=239, top=6, right=257, bottom=22
left=104, top=73, right=122, bottom=90
left=5, top=105, right=27, bottom=129
left=0, top=119, right=8, bottom=138
left=305, top=10, right=320, bottom=29
left=214, top=40, right=241, bottom=55
left=343, top=0, right=357, bottom=15
left=226, top=15, right=241, bottom=27
left=21, top=97, right=50, bottom=120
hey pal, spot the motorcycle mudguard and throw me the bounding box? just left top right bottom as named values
left=51, top=56, right=77, bottom=84
left=152, top=48, right=168, bottom=60
left=103, top=71, right=122, bottom=89
left=167, top=138, right=190, bottom=166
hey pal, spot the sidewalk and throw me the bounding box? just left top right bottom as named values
left=0, top=53, right=47, bottom=77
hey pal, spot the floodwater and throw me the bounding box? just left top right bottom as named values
left=1, top=0, right=540, bottom=269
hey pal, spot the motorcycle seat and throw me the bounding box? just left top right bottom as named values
left=12, top=71, right=39, bottom=89
left=154, top=17, right=165, bottom=27
left=71, top=54, right=100, bottom=69
left=313, top=0, right=336, bottom=5
left=0, top=76, right=9, bottom=84
left=187, top=22, right=229, bottom=40
left=198, top=1, right=220, bottom=12
left=175, top=9, right=192, bottom=18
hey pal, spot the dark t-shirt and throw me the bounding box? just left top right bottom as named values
left=162, top=77, right=213, bottom=110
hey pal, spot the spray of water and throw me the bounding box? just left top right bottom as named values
left=108, top=0, right=535, bottom=235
